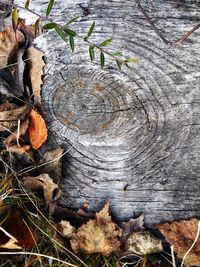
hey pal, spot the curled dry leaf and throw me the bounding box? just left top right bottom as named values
left=126, top=231, right=163, bottom=255
left=28, top=109, right=47, bottom=149
left=157, top=218, right=200, bottom=266
left=39, top=147, right=64, bottom=182
left=70, top=203, right=122, bottom=256
left=22, top=173, right=61, bottom=210
left=0, top=26, right=24, bottom=68
left=27, top=47, right=45, bottom=106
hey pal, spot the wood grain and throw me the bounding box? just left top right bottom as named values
left=15, top=0, right=200, bottom=225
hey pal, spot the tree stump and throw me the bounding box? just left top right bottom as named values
left=16, top=0, right=200, bottom=225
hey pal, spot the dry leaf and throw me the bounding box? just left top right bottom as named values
left=157, top=218, right=200, bottom=266
left=0, top=103, right=18, bottom=132
left=0, top=26, right=24, bottom=68
left=28, top=109, right=47, bottom=149
left=126, top=231, right=163, bottom=255
left=57, top=220, right=76, bottom=239
left=5, top=118, right=29, bottom=146
left=0, top=209, right=36, bottom=250
left=39, top=147, right=64, bottom=182
left=22, top=173, right=61, bottom=210
left=121, top=214, right=144, bottom=240
left=27, top=46, right=45, bottom=106
left=0, top=104, right=30, bottom=121
left=70, top=203, right=121, bottom=256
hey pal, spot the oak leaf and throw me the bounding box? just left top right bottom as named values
left=28, top=109, right=47, bottom=149
left=27, top=47, right=45, bottom=106
left=0, top=26, right=24, bottom=68
left=157, top=218, right=200, bottom=266
left=70, top=203, right=121, bottom=256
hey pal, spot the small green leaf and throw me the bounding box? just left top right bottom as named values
left=83, top=36, right=88, bottom=42
left=66, top=16, right=79, bottom=26
left=89, top=45, right=95, bottom=61
left=43, top=22, right=57, bottom=29
left=100, top=51, right=105, bottom=68
left=46, top=0, right=54, bottom=17
left=34, top=18, right=40, bottom=37
left=12, top=8, right=18, bottom=32
left=55, top=25, right=68, bottom=42
left=63, top=28, right=76, bottom=37
left=124, top=58, right=138, bottom=63
left=69, top=35, right=75, bottom=52
left=116, top=59, right=122, bottom=70
left=24, top=0, right=30, bottom=9
left=87, top=21, right=95, bottom=38
left=112, top=51, right=122, bottom=57
left=100, top=38, right=112, bottom=47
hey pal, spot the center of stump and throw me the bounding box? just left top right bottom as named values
left=48, top=66, right=146, bottom=145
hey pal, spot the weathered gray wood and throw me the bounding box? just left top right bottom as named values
left=16, top=0, right=200, bottom=225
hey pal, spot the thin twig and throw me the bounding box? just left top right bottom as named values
left=135, top=0, right=200, bottom=45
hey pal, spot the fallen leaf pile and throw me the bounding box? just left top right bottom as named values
left=0, top=22, right=46, bottom=153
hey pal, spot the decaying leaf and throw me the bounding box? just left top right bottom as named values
left=22, top=173, right=61, bottom=210
left=121, top=214, right=144, bottom=240
left=157, top=218, right=200, bottom=266
left=70, top=203, right=121, bottom=256
left=0, top=26, right=24, bottom=68
left=27, top=46, right=45, bottom=106
left=0, top=209, right=36, bottom=250
left=39, top=147, right=64, bottom=182
left=28, top=109, right=47, bottom=149
left=126, top=231, right=163, bottom=255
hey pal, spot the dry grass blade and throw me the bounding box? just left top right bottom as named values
left=180, top=220, right=200, bottom=267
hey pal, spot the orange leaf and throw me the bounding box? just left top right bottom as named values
left=29, top=109, right=47, bottom=149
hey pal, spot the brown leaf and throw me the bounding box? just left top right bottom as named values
left=22, top=173, right=61, bottom=210
left=0, top=209, right=36, bottom=250
left=57, top=220, right=76, bottom=239
left=27, top=47, right=45, bottom=106
left=126, top=231, right=163, bottom=255
left=28, top=109, right=47, bottom=149
left=5, top=118, right=29, bottom=146
left=70, top=203, right=122, bottom=256
left=0, top=26, right=24, bottom=68
left=39, top=147, right=64, bottom=182
left=0, top=103, right=18, bottom=132
left=0, top=104, right=30, bottom=121
left=157, top=218, right=200, bottom=266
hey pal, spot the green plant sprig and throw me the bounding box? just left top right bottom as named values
left=1, top=0, right=137, bottom=69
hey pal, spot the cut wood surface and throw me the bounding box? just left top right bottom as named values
left=15, top=0, right=200, bottom=225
